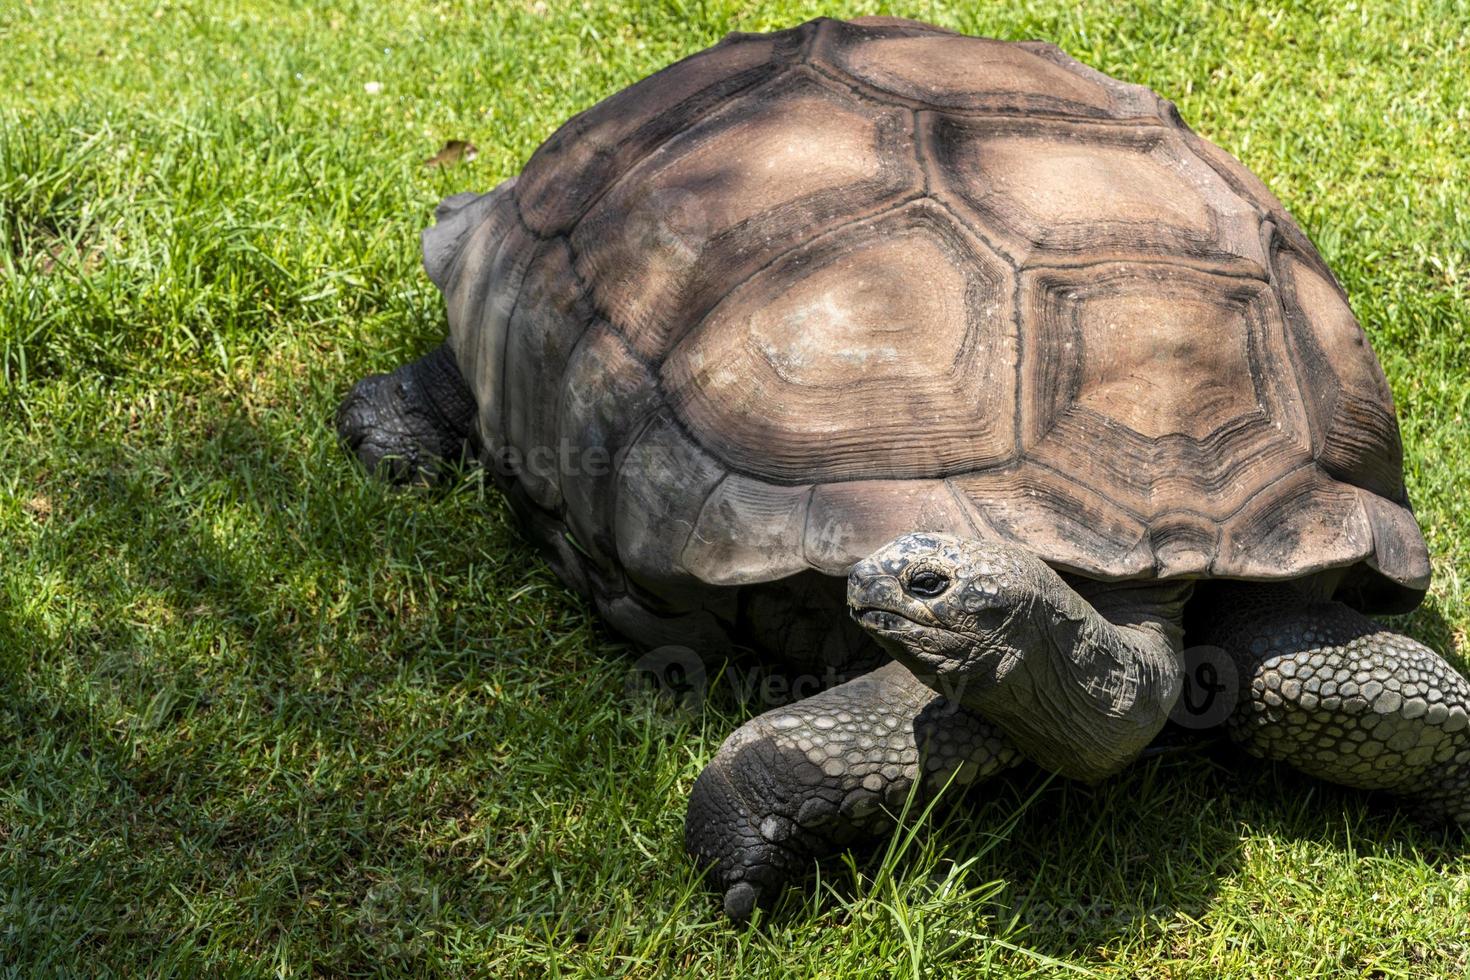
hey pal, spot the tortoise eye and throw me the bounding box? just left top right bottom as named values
left=907, top=569, right=950, bottom=598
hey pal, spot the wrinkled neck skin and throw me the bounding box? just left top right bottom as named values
left=894, top=575, right=1190, bottom=782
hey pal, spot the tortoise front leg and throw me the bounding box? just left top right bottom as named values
left=1198, top=583, right=1470, bottom=824
left=337, top=342, right=480, bottom=483
left=685, top=660, right=1020, bottom=920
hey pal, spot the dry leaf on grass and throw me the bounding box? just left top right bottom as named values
left=423, top=140, right=478, bottom=168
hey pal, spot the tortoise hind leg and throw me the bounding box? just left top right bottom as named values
left=685, top=660, right=1021, bottom=920
left=1197, top=583, right=1470, bottom=825
left=337, top=342, right=479, bottom=483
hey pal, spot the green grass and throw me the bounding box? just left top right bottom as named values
left=2, top=0, right=1468, bottom=975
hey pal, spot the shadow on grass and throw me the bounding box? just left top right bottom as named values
left=0, top=385, right=560, bottom=969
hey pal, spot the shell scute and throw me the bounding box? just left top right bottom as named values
left=927, top=115, right=1267, bottom=274
left=613, top=412, right=728, bottom=595
left=501, top=236, right=595, bottom=511
left=682, top=477, right=813, bottom=585
left=1276, top=246, right=1407, bottom=502
left=802, top=480, right=985, bottom=575
left=662, top=198, right=1017, bottom=484
left=1016, top=262, right=1315, bottom=525
left=554, top=323, right=663, bottom=576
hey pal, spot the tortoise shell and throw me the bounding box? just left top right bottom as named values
left=425, top=16, right=1429, bottom=637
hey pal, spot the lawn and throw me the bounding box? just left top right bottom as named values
left=2, top=0, right=1469, bottom=975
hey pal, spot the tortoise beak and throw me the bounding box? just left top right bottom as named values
left=846, top=557, right=900, bottom=615
left=846, top=556, right=940, bottom=630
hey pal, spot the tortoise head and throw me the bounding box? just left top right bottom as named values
left=845, top=531, right=1056, bottom=697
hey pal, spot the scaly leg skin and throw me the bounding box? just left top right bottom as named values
left=685, top=660, right=1021, bottom=921
left=337, top=342, right=480, bottom=483
left=1198, top=583, right=1470, bottom=825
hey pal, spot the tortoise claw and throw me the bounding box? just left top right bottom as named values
left=722, top=881, right=760, bottom=922
left=685, top=757, right=812, bottom=921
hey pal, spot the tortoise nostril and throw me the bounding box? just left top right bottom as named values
left=906, top=569, right=950, bottom=598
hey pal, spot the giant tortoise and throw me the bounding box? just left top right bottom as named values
left=337, top=16, right=1469, bottom=920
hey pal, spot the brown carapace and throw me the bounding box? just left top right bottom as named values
left=426, top=15, right=1425, bottom=657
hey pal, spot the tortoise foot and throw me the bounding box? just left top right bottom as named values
left=337, top=342, right=479, bottom=483
left=685, top=662, right=1018, bottom=920
left=1199, top=583, right=1470, bottom=825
